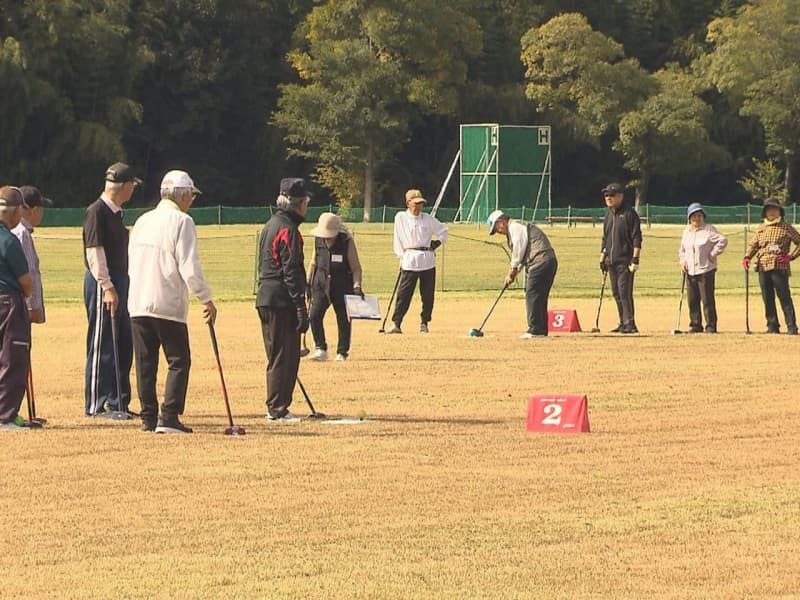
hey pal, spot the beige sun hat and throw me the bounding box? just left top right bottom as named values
left=310, top=212, right=342, bottom=238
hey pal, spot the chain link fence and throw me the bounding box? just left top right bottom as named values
left=38, top=203, right=796, bottom=228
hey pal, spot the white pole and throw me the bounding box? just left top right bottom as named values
left=431, top=150, right=460, bottom=219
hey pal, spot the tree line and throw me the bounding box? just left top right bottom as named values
left=1, top=0, right=796, bottom=212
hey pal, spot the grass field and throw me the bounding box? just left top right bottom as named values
left=2, top=223, right=799, bottom=599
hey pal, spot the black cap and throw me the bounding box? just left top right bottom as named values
left=105, top=162, right=142, bottom=185
left=762, top=198, right=785, bottom=218
left=279, top=178, right=310, bottom=198
left=20, top=186, right=53, bottom=208
left=602, top=182, right=625, bottom=195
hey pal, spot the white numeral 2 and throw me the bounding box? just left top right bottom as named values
left=541, top=404, right=562, bottom=425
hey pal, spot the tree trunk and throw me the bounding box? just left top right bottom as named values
left=635, top=168, right=650, bottom=213
left=363, top=140, right=374, bottom=222
left=785, top=149, right=794, bottom=204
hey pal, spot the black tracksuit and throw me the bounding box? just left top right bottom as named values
left=602, top=204, right=642, bottom=329
left=256, top=209, right=306, bottom=418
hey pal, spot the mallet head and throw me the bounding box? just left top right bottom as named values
left=468, top=328, right=484, bottom=337
left=224, top=426, right=246, bottom=436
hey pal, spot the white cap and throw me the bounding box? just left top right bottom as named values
left=487, top=209, right=507, bottom=235
left=160, top=170, right=201, bottom=194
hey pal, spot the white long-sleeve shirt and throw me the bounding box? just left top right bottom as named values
left=507, top=220, right=529, bottom=271
left=393, top=210, right=448, bottom=271
left=678, top=223, right=728, bottom=276
left=128, top=200, right=212, bottom=323
left=11, top=219, right=43, bottom=313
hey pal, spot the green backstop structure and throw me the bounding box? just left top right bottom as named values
left=457, top=124, right=551, bottom=224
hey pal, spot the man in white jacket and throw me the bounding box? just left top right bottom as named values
left=128, top=170, right=216, bottom=433
left=387, top=189, right=448, bottom=334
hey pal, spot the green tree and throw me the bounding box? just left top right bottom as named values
left=615, top=67, right=730, bottom=205
left=0, top=0, right=148, bottom=203
left=521, top=13, right=654, bottom=148
left=522, top=13, right=727, bottom=206
left=739, top=158, right=787, bottom=203
left=129, top=0, right=309, bottom=205
left=703, top=0, right=800, bottom=201
left=273, top=0, right=481, bottom=218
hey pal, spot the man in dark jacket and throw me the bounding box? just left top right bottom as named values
left=599, top=183, right=642, bottom=334
left=256, top=178, right=310, bottom=421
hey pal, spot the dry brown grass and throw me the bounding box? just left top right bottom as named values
left=1, top=296, right=799, bottom=599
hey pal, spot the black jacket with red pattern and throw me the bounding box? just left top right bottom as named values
left=256, top=208, right=306, bottom=309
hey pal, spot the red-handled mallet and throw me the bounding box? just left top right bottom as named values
left=208, top=322, right=245, bottom=436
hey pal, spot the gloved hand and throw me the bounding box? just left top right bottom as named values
left=778, top=254, right=791, bottom=265
left=296, top=305, right=309, bottom=333
left=628, top=257, right=639, bottom=273
left=431, top=240, right=442, bottom=251
left=600, top=261, right=608, bottom=274
left=353, top=285, right=365, bottom=299
left=742, top=257, right=751, bottom=271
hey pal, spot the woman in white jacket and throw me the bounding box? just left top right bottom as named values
left=679, top=203, right=728, bottom=333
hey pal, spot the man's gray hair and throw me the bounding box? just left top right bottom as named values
left=276, top=193, right=307, bottom=211
left=161, top=186, right=194, bottom=202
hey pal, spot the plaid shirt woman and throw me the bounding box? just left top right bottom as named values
left=743, top=198, right=800, bottom=334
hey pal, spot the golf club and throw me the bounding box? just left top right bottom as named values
left=300, top=298, right=311, bottom=357
left=379, top=269, right=402, bottom=333
left=744, top=229, right=751, bottom=335
left=27, top=366, right=46, bottom=425
left=24, top=373, right=43, bottom=429
left=108, top=307, right=132, bottom=420
left=297, top=376, right=326, bottom=419
left=590, top=270, right=608, bottom=333
left=745, top=263, right=751, bottom=335
left=468, top=282, right=509, bottom=337
left=208, top=322, right=246, bottom=436
left=671, top=271, right=687, bottom=334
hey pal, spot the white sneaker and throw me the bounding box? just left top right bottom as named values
left=335, top=353, right=347, bottom=361
left=266, top=411, right=301, bottom=422
left=310, top=349, right=328, bottom=361
left=520, top=332, right=546, bottom=339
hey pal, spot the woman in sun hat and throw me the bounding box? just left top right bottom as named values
left=743, top=198, right=800, bottom=334
left=307, top=212, right=363, bottom=361
left=678, top=202, right=728, bottom=333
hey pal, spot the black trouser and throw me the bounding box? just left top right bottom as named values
left=525, top=257, right=558, bottom=335
left=83, top=271, right=133, bottom=415
left=310, top=292, right=351, bottom=356
left=758, top=269, right=797, bottom=332
left=257, top=306, right=300, bottom=418
left=131, top=317, right=191, bottom=423
left=392, top=268, right=435, bottom=326
left=0, top=291, right=30, bottom=423
left=609, top=262, right=636, bottom=326
left=687, top=270, right=718, bottom=331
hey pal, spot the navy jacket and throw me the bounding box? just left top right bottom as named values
left=256, top=209, right=306, bottom=309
